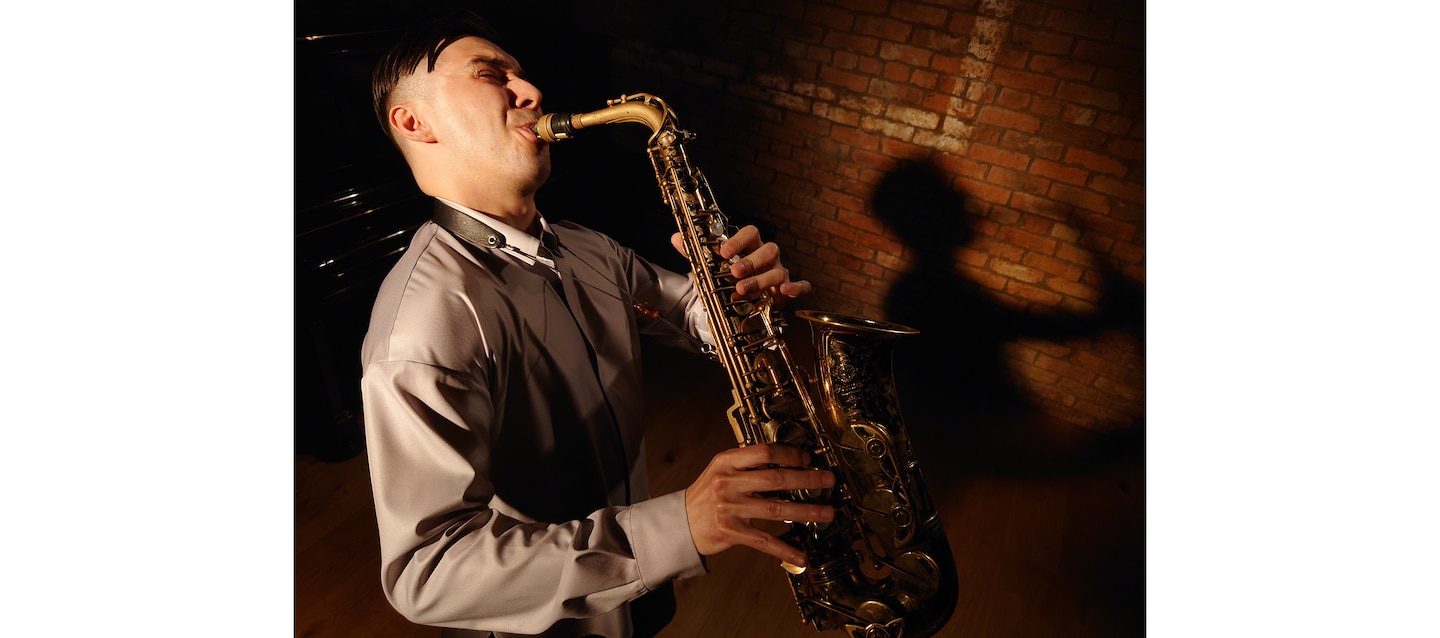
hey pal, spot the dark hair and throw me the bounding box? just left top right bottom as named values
left=371, top=10, right=505, bottom=134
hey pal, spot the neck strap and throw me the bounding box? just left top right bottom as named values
left=432, top=201, right=508, bottom=250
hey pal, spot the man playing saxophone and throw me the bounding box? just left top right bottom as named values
left=359, top=9, right=829, bottom=638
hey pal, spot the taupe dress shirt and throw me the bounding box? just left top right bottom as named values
left=360, top=199, right=712, bottom=637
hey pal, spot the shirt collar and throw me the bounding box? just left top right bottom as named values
left=435, top=197, right=557, bottom=268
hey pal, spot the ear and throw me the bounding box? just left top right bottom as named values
left=389, top=103, right=436, bottom=144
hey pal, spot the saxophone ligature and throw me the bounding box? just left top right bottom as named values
left=534, top=94, right=958, bottom=638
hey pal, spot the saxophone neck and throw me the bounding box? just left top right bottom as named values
left=532, top=93, right=678, bottom=143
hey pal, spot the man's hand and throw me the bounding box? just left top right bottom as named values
left=671, top=225, right=813, bottom=301
left=684, top=443, right=835, bottom=567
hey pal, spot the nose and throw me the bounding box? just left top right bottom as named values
left=511, top=77, right=542, bottom=111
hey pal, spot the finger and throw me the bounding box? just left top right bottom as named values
left=724, top=495, right=836, bottom=524
left=732, top=526, right=810, bottom=567
left=777, top=279, right=812, bottom=298
left=670, top=232, right=685, bottom=255
left=720, top=443, right=811, bottom=470
left=736, top=266, right=791, bottom=297
left=729, top=241, right=780, bottom=279
left=722, top=467, right=836, bottom=495
left=718, top=225, right=760, bottom=259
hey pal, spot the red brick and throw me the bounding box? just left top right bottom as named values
left=977, top=106, right=1041, bottom=133
left=1107, top=137, right=1144, bottom=161
left=1009, top=280, right=1063, bottom=306
left=884, top=61, right=911, bottom=82
left=880, top=41, right=933, bottom=64
left=1031, top=159, right=1089, bottom=185
left=815, top=103, right=861, bottom=127
left=956, top=247, right=989, bottom=268
left=1013, top=363, right=1061, bottom=385
left=1028, top=54, right=1096, bottom=81
left=1111, top=239, right=1144, bottom=265
left=880, top=138, right=926, bottom=159
left=1064, top=147, right=1129, bottom=177
left=1048, top=183, right=1110, bottom=214
left=1092, top=375, right=1142, bottom=403
left=1090, top=175, right=1145, bottom=203
left=994, top=49, right=1031, bottom=70
left=1028, top=96, right=1064, bottom=118
left=1000, top=131, right=1064, bottom=161
left=891, top=1, right=949, bottom=26
left=988, top=205, right=1021, bottom=225
left=820, top=65, right=870, bottom=93
left=989, top=258, right=1045, bottom=283
left=970, top=143, right=1032, bottom=170
left=854, top=15, right=914, bottom=41
left=849, top=150, right=897, bottom=173
left=1011, top=25, right=1075, bottom=55
left=933, top=153, right=989, bottom=179
left=1015, top=338, right=1074, bottom=359
left=833, top=127, right=881, bottom=151
left=1071, top=209, right=1136, bottom=241
left=996, top=88, right=1032, bottom=110
left=988, top=166, right=1051, bottom=196
left=1062, top=104, right=1097, bottom=126
left=955, top=176, right=1014, bottom=206
left=910, top=68, right=939, bottom=89
left=830, top=234, right=877, bottom=261
left=1057, top=82, right=1123, bottom=111
left=1000, top=225, right=1059, bottom=255
left=1020, top=214, right=1054, bottom=236
left=992, top=67, right=1058, bottom=95
left=823, top=31, right=880, bottom=56
left=811, top=215, right=858, bottom=241
left=1094, top=112, right=1133, bottom=135
left=1035, top=353, right=1098, bottom=384
left=1057, top=377, right=1116, bottom=405
left=1046, top=277, right=1101, bottom=301
left=1040, top=120, right=1109, bottom=151
left=1006, top=3, right=1047, bottom=26
left=1011, top=192, right=1072, bottom=221
left=957, top=263, right=1008, bottom=291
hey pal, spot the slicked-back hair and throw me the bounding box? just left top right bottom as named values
left=371, top=10, right=505, bottom=136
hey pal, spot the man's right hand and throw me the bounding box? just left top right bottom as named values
left=683, top=443, right=836, bottom=567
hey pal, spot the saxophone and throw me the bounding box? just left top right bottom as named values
left=534, top=94, right=958, bottom=638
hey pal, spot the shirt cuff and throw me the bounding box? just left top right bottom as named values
left=625, top=489, right=708, bottom=591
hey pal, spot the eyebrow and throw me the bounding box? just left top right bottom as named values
left=465, top=55, right=527, bottom=80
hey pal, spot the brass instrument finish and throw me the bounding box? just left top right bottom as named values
left=534, top=94, right=957, bottom=638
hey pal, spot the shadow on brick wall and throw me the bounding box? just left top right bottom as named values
left=874, top=159, right=1144, bottom=481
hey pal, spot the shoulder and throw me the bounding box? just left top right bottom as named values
left=362, top=222, right=506, bottom=371
left=551, top=220, right=625, bottom=255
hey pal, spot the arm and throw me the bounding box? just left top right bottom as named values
left=361, top=359, right=706, bottom=633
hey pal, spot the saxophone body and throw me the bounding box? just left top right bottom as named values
left=535, top=94, right=957, bottom=638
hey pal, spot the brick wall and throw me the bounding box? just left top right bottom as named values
left=584, top=0, right=1144, bottom=430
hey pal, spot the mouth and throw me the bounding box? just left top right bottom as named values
left=513, top=116, right=542, bottom=140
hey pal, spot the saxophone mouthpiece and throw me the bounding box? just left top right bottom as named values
left=533, top=113, right=579, bottom=142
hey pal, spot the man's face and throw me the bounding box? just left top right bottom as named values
left=412, top=36, right=550, bottom=193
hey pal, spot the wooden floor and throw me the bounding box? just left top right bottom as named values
left=296, top=346, right=1144, bottom=637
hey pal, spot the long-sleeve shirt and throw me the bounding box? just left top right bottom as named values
left=360, top=199, right=712, bottom=637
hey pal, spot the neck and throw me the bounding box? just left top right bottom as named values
left=423, top=178, right=539, bottom=233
